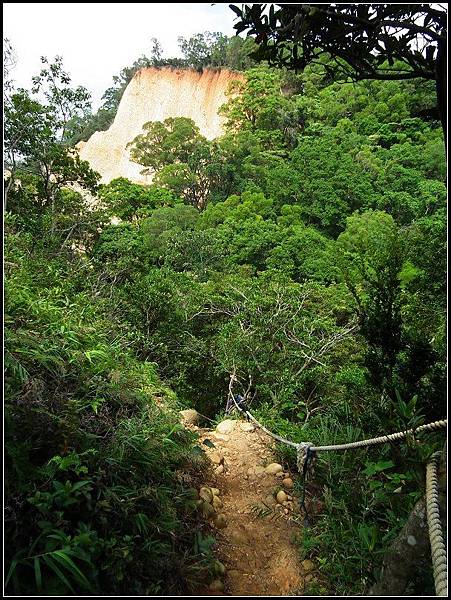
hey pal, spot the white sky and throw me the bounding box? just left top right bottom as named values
left=3, top=2, right=239, bottom=110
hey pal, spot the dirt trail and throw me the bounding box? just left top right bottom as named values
left=196, top=418, right=310, bottom=596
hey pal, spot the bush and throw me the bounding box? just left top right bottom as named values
left=4, top=231, right=211, bottom=595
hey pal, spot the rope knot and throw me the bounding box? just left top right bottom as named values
left=296, top=442, right=314, bottom=475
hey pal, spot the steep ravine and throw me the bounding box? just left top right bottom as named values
left=76, top=67, right=244, bottom=184
left=182, top=414, right=322, bottom=595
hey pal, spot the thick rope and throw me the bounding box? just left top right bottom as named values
left=230, top=392, right=299, bottom=447
left=310, top=420, right=447, bottom=452
left=426, top=451, right=447, bottom=596
left=232, top=395, right=447, bottom=454
left=245, top=410, right=300, bottom=448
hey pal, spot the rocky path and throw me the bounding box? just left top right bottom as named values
left=183, top=414, right=319, bottom=596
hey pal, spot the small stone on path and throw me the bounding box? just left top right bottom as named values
left=213, top=513, right=227, bottom=529
left=276, top=490, right=288, bottom=504
left=209, top=579, right=225, bottom=592
left=212, top=495, right=223, bottom=510
left=202, top=502, right=215, bottom=518
left=199, top=487, right=213, bottom=503
left=216, top=419, right=237, bottom=434
left=212, top=433, right=230, bottom=442
left=264, top=494, right=276, bottom=507
left=240, top=422, right=255, bottom=432
left=210, top=451, right=224, bottom=465
left=302, top=559, right=315, bottom=573
left=179, top=409, right=199, bottom=425
left=265, top=463, right=283, bottom=475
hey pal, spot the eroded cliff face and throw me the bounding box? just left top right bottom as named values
left=77, top=67, right=244, bottom=184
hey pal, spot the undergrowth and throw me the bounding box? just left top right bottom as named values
left=4, top=226, right=214, bottom=595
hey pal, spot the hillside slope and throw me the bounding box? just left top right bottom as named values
left=76, top=67, right=244, bottom=184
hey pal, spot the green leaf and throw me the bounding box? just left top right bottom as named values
left=362, top=460, right=395, bottom=476
left=34, top=556, right=42, bottom=590
left=269, top=4, right=276, bottom=28
left=358, top=523, right=378, bottom=551
left=5, top=559, right=19, bottom=588
left=229, top=4, right=243, bottom=18
left=202, top=439, right=216, bottom=448
left=52, top=550, right=91, bottom=589
left=43, top=555, right=75, bottom=593
left=368, top=480, right=383, bottom=490
left=234, top=22, right=248, bottom=34
left=71, top=480, right=93, bottom=492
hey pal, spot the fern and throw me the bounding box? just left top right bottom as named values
left=6, top=548, right=92, bottom=594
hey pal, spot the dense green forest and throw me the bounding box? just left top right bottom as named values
left=4, top=22, right=446, bottom=597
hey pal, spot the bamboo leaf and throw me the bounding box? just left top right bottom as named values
left=5, top=559, right=19, bottom=588
left=52, top=550, right=91, bottom=589
left=34, top=556, right=42, bottom=590
left=43, top=555, right=75, bottom=593
left=70, top=480, right=93, bottom=492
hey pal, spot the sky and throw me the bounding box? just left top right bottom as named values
left=3, top=3, right=239, bottom=110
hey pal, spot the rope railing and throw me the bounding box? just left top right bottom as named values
left=230, top=392, right=446, bottom=455
left=229, top=391, right=447, bottom=593
left=310, top=419, right=447, bottom=452
left=426, top=451, right=447, bottom=596
left=239, top=405, right=300, bottom=448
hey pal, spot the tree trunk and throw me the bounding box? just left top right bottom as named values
left=368, top=444, right=447, bottom=596
left=4, top=173, right=13, bottom=211
left=435, top=38, right=447, bottom=147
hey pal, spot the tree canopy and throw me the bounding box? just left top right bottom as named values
left=229, top=3, right=447, bottom=136
left=4, top=56, right=99, bottom=211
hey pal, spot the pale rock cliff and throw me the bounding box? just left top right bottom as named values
left=77, top=67, right=244, bottom=184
